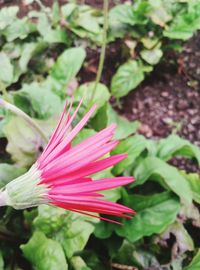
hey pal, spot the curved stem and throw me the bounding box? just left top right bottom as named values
left=89, top=0, right=109, bottom=105
left=0, top=99, right=48, bottom=144
left=0, top=190, right=7, bottom=207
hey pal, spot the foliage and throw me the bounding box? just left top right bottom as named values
left=0, top=1, right=199, bottom=270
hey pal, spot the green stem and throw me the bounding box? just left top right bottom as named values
left=90, top=0, right=109, bottom=105
left=34, top=0, right=51, bottom=21
left=0, top=99, right=48, bottom=144
left=0, top=190, right=7, bottom=207
left=35, top=0, right=47, bottom=12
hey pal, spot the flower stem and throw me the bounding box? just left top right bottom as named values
left=0, top=99, right=48, bottom=144
left=89, top=0, right=109, bottom=105
left=0, top=190, right=7, bottom=207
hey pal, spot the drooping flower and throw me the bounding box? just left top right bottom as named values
left=0, top=99, right=135, bottom=222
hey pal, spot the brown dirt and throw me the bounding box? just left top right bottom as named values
left=118, top=33, right=200, bottom=146
left=116, top=33, right=200, bottom=173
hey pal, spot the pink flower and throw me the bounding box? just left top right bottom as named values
left=2, top=99, right=135, bottom=223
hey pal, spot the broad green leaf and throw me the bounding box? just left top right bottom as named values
left=109, top=3, right=150, bottom=27
left=3, top=18, right=36, bottom=42
left=0, top=6, right=18, bottom=30
left=51, top=47, right=86, bottom=87
left=21, top=231, right=68, bottom=270
left=44, top=27, right=68, bottom=44
left=0, top=52, right=14, bottom=86
left=33, top=205, right=98, bottom=259
left=0, top=163, right=26, bottom=188
left=3, top=115, right=55, bottom=167
left=113, top=241, right=137, bottom=266
left=90, top=104, right=108, bottom=131
left=11, top=41, right=47, bottom=83
left=141, top=47, right=163, bottom=65
left=164, top=9, right=200, bottom=40
left=76, top=6, right=101, bottom=34
left=94, top=220, right=114, bottom=239
left=184, top=249, right=200, bottom=270
left=157, top=135, right=200, bottom=165
left=109, top=5, right=137, bottom=26
left=75, top=82, right=110, bottom=112
left=37, top=13, right=68, bottom=44
left=72, top=128, right=96, bottom=146
left=134, top=156, right=193, bottom=205
left=182, top=172, right=200, bottom=204
left=116, top=192, right=180, bottom=242
left=141, top=37, right=159, bottom=49
left=61, top=3, right=77, bottom=18
left=14, top=81, right=63, bottom=119
left=62, top=5, right=103, bottom=44
left=3, top=116, right=39, bottom=167
left=111, top=135, right=147, bottom=175
left=102, top=187, right=122, bottom=203
left=107, top=104, right=139, bottom=139
left=19, top=42, right=40, bottom=73
left=149, top=2, right=172, bottom=26
left=111, top=60, right=150, bottom=98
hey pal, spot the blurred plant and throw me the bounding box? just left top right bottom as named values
left=0, top=1, right=199, bottom=269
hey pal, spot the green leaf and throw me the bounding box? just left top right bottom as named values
left=109, top=5, right=137, bottom=26
left=90, top=104, right=108, bottom=131
left=14, top=81, right=63, bottom=119
left=75, top=82, right=110, bottom=112
left=37, top=13, right=68, bottom=44
left=0, top=251, right=4, bottom=270
left=116, top=192, right=180, bottom=242
left=3, top=17, right=36, bottom=41
left=109, top=3, right=150, bottom=27
left=50, top=47, right=86, bottom=87
left=61, top=3, right=77, bottom=18
left=182, top=172, right=200, bottom=204
left=72, top=128, right=96, bottom=146
left=140, top=47, right=163, bottom=65
left=184, top=249, right=200, bottom=270
left=3, top=115, right=55, bottom=167
left=75, top=6, right=101, bottom=34
left=164, top=8, right=200, bottom=40
left=111, top=60, right=150, bottom=98
left=0, top=6, right=18, bottom=30
left=21, top=231, right=68, bottom=270
left=134, top=156, right=193, bottom=205
left=107, top=104, right=139, bottom=139
left=157, top=135, right=200, bottom=165
left=0, top=52, right=14, bottom=86
left=111, top=135, right=147, bottom=175
left=0, top=163, right=26, bottom=188
left=33, top=205, right=98, bottom=259
left=18, top=42, right=41, bottom=73
left=3, top=116, right=39, bottom=167
left=149, top=1, right=172, bottom=27
left=102, top=187, right=122, bottom=203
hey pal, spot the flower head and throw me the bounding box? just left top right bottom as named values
left=2, top=99, right=135, bottom=222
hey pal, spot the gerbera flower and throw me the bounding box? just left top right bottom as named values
left=0, top=99, right=135, bottom=223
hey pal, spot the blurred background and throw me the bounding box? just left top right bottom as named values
left=0, top=0, right=200, bottom=269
